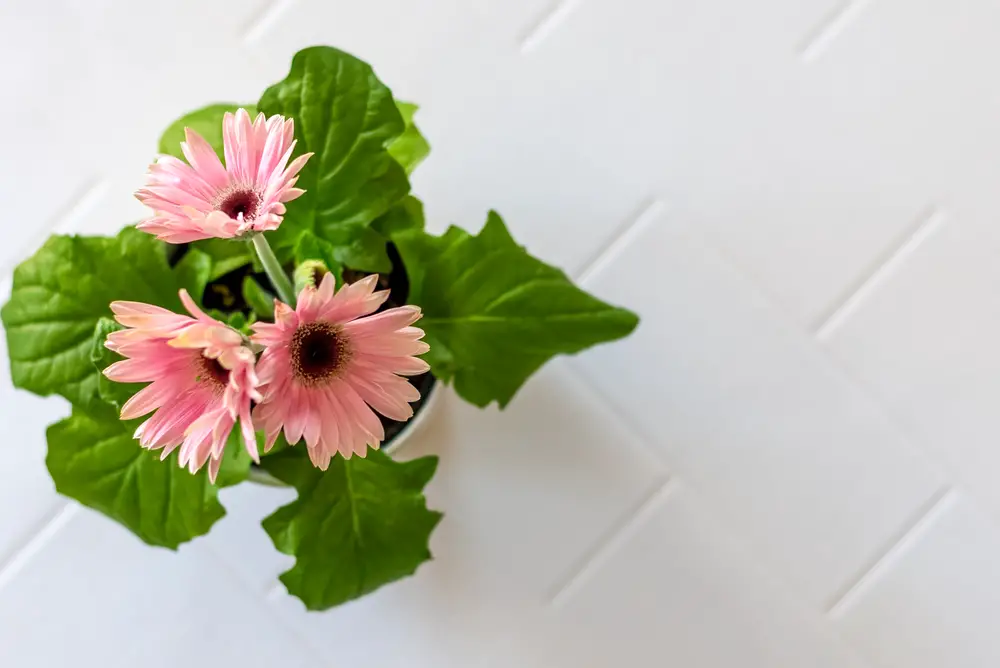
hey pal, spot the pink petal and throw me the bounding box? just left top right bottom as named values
left=343, top=373, right=414, bottom=422
left=341, top=305, right=422, bottom=338
left=120, top=380, right=177, bottom=420
left=181, top=128, right=230, bottom=189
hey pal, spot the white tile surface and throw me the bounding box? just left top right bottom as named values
left=0, top=509, right=321, bottom=668
left=6, top=0, right=1000, bottom=666
left=834, top=491, right=1000, bottom=668
left=199, top=482, right=298, bottom=593
left=823, top=205, right=1000, bottom=521
left=399, top=366, right=667, bottom=597
left=491, top=0, right=935, bottom=321
left=0, top=324, right=66, bottom=559
left=571, top=211, right=944, bottom=607
left=486, top=482, right=867, bottom=668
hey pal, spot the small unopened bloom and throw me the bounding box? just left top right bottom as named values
left=252, top=273, right=429, bottom=469
left=103, top=290, right=261, bottom=481
left=135, top=108, right=311, bottom=243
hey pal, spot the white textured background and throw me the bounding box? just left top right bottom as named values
left=2, top=0, right=999, bottom=666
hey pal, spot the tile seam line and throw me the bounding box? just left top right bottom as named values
left=258, top=578, right=372, bottom=666
left=199, top=537, right=281, bottom=597
left=0, top=502, right=77, bottom=592
left=0, top=178, right=109, bottom=278
left=558, top=362, right=673, bottom=469
left=520, top=0, right=584, bottom=54
left=546, top=475, right=675, bottom=608
left=573, top=197, right=667, bottom=285
left=241, top=0, right=296, bottom=44
left=813, top=206, right=947, bottom=340
left=826, top=486, right=956, bottom=618
left=798, top=0, right=871, bottom=63
left=198, top=543, right=329, bottom=664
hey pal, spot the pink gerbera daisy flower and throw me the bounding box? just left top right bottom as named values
left=103, top=290, right=262, bottom=482
left=135, top=108, right=312, bottom=243
left=251, top=273, right=430, bottom=470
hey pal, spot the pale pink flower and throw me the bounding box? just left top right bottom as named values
left=135, top=108, right=312, bottom=243
left=103, top=290, right=262, bottom=482
left=251, top=274, right=429, bottom=469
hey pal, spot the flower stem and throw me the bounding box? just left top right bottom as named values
left=251, top=234, right=296, bottom=306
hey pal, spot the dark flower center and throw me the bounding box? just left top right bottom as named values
left=290, top=322, right=349, bottom=386
left=217, top=187, right=261, bottom=221
left=197, top=355, right=229, bottom=390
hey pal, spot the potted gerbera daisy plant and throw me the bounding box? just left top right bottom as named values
left=2, top=46, right=638, bottom=610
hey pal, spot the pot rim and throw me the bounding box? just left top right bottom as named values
left=382, top=375, right=441, bottom=456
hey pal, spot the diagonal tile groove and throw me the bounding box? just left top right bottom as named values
left=242, top=0, right=297, bottom=44
left=813, top=206, right=948, bottom=340
left=798, top=0, right=872, bottom=63
left=0, top=503, right=77, bottom=593
left=546, top=476, right=675, bottom=608
left=1, top=178, right=109, bottom=278
left=198, top=545, right=328, bottom=664
left=574, top=198, right=667, bottom=285
left=50, top=179, right=112, bottom=236
left=520, top=0, right=584, bottom=54
left=826, top=486, right=955, bottom=617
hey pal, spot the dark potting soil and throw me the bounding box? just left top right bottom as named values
left=168, top=240, right=437, bottom=449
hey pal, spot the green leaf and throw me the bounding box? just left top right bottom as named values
left=261, top=448, right=442, bottom=611
left=242, top=275, right=275, bottom=319
left=396, top=211, right=640, bottom=407
left=258, top=46, right=410, bottom=258
left=174, top=248, right=212, bottom=304
left=388, top=102, right=430, bottom=175
left=2, top=227, right=186, bottom=409
left=393, top=225, right=468, bottom=312
left=158, top=103, right=257, bottom=161
left=225, top=310, right=251, bottom=333
left=336, top=227, right=392, bottom=273
left=372, top=195, right=425, bottom=239
left=214, top=428, right=254, bottom=488
left=294, top=226, right=390, bottom=276
left=46, top=403, right=227, bottom=548
left=89, top=318, right=140, bottom=411
left=294, top=231, right=343, bottom=283
left=191, top=239, right=254, bottom=281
